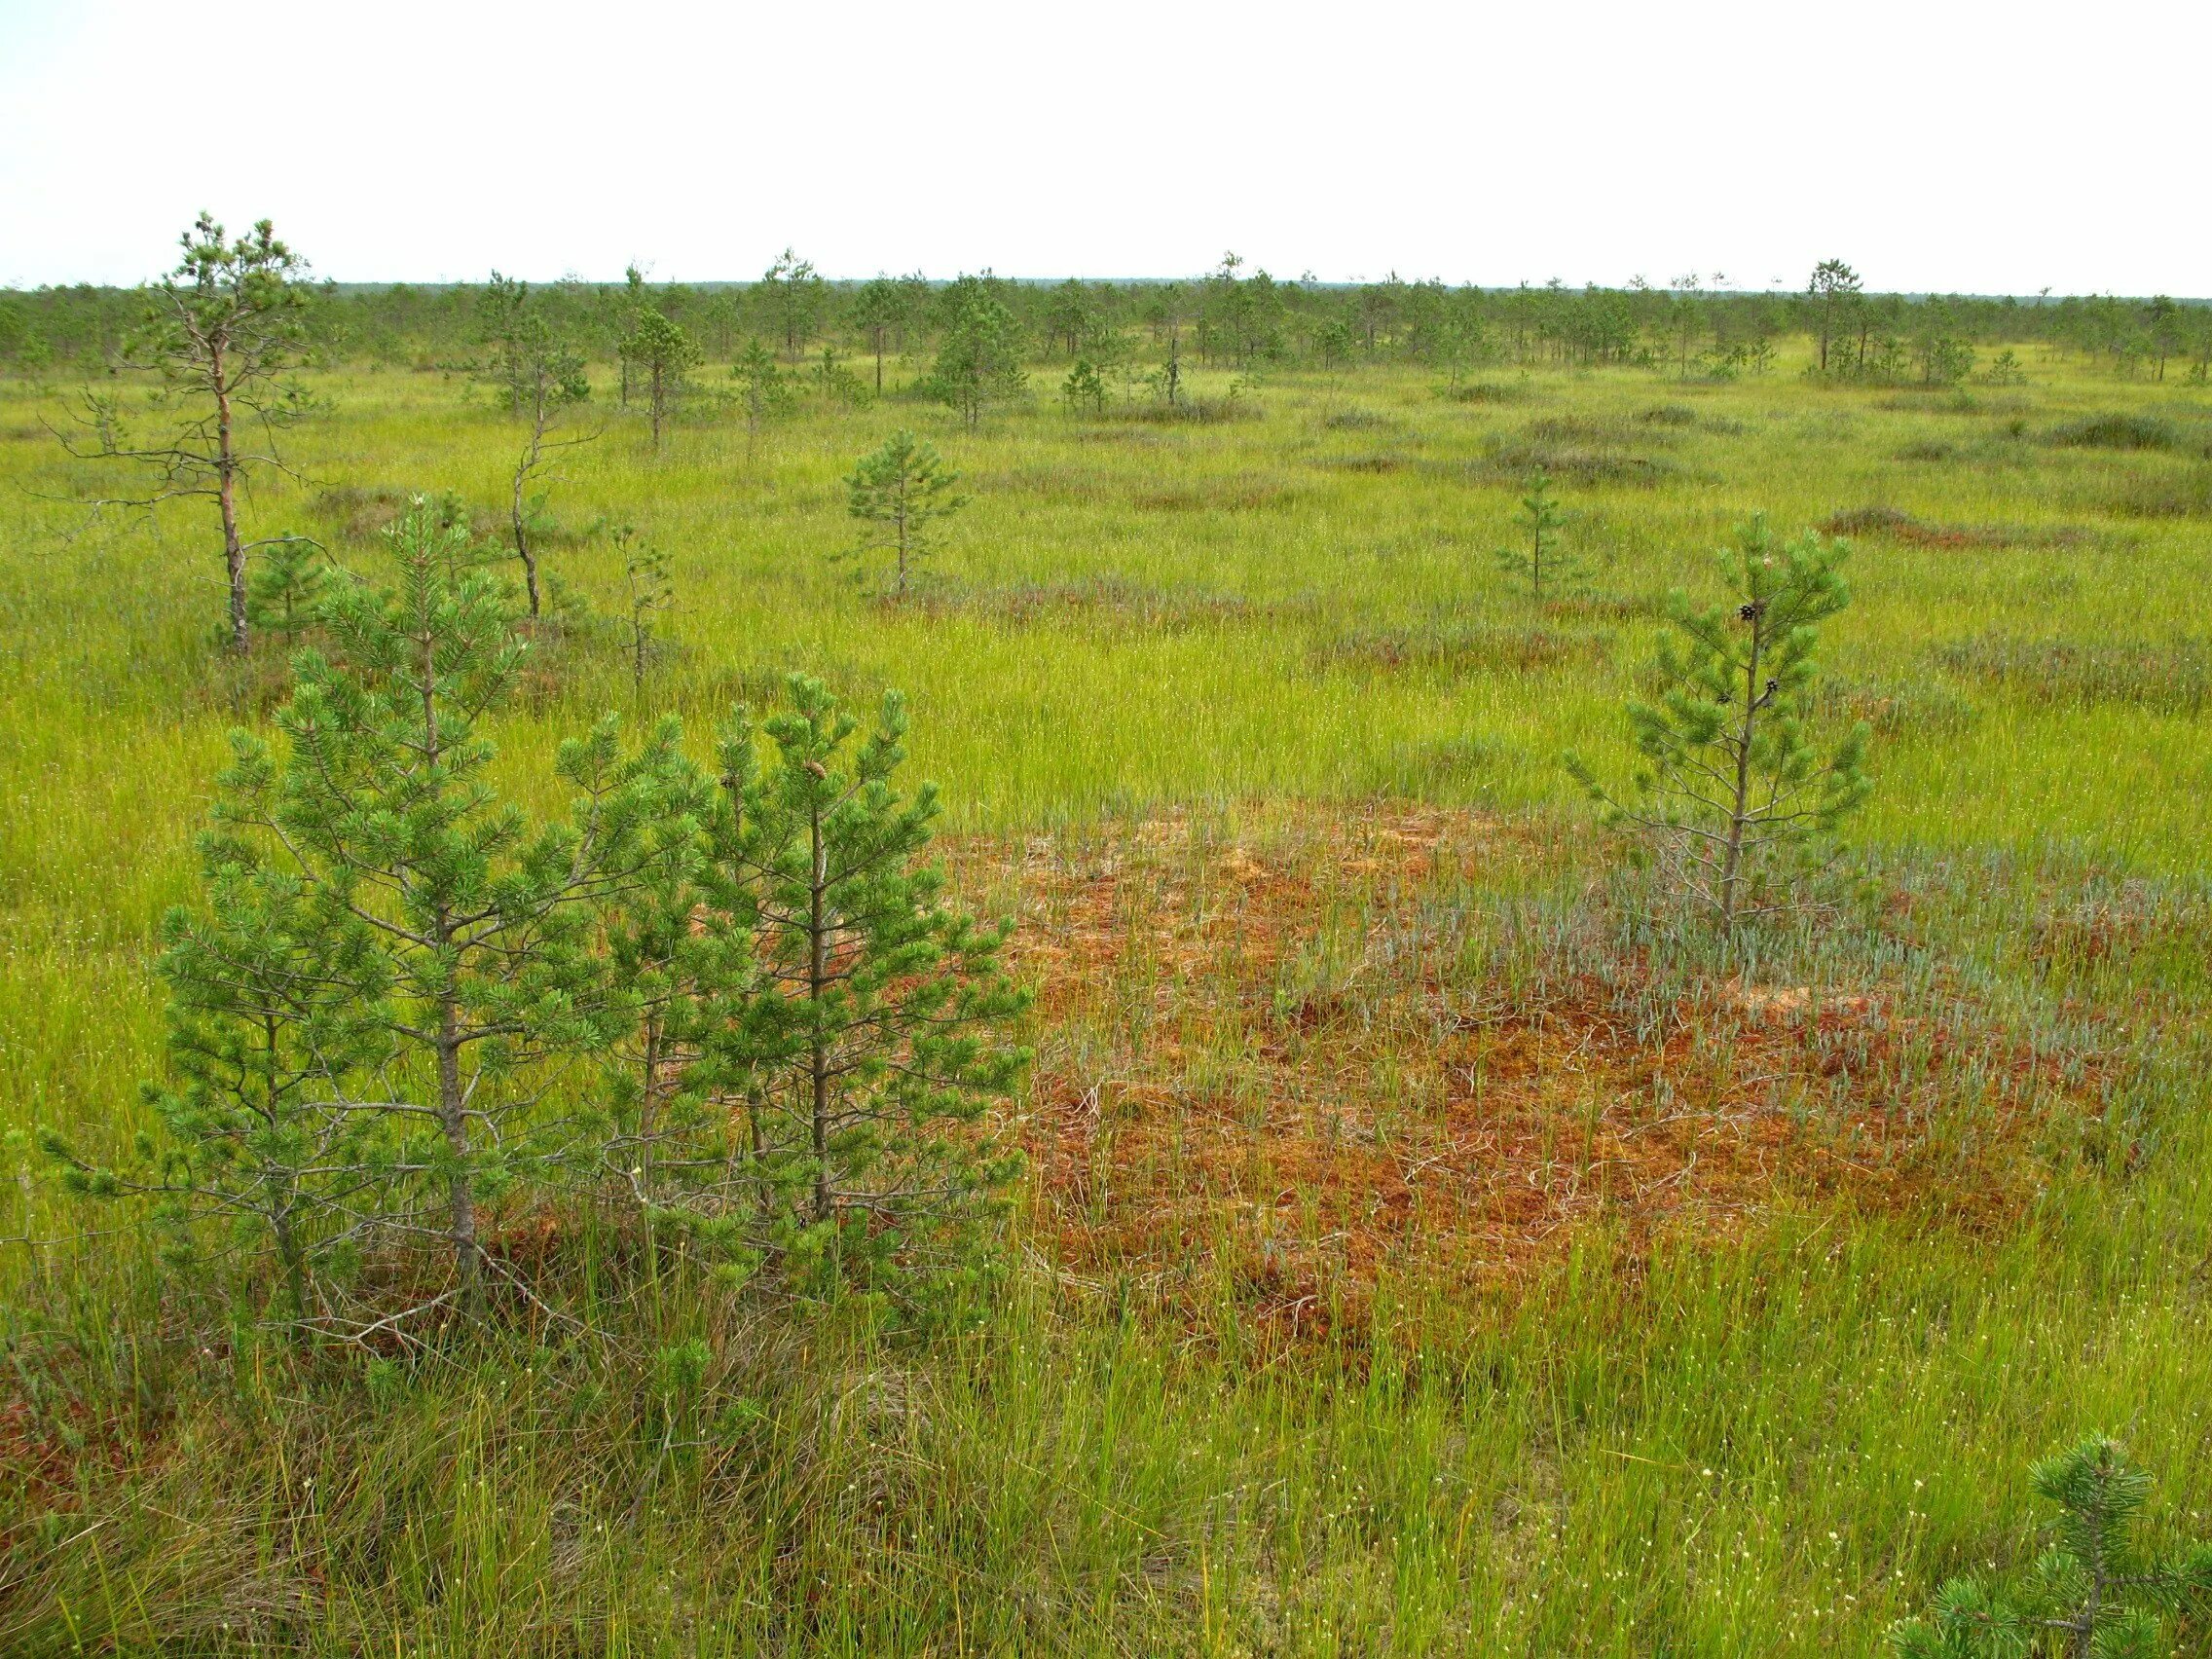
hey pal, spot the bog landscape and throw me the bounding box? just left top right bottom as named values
left=1, top=238, right=2209, bottom=1654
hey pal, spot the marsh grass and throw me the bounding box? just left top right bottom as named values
left=1, top=343, right=2209, bottom=1654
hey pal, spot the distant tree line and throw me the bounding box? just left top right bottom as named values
left=9, top=254, right=2209, bottom=387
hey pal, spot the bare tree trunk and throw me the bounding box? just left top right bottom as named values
left=1719, top=610, right=1767, bottom=929
left=808, top=793, right=832, bottom=1226
left=636, top=1016, right=662, bottom=1212
left=273, top=1199, right=308, bottom=1325
left=213, top=350, right=249, bottom=654
left=895, top=492, right=909, bottom=599
left=437, top=1001, right=479, bottom=1307
left=510, top=435, right=541, bottom=618
left=419, top=627, right=480, bottom=1307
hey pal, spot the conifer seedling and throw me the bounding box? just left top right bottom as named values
left=1567, top=516, right=1870, bottom=930
left=844, top=431, right=965, bottom=601
left=1890, top=1436, right=2212, bottom=1659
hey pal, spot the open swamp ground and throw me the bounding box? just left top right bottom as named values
left=2, top=346, right=2210, bottom=1653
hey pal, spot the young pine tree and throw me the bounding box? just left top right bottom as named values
left=61, top=214, right=313, bottom=653
left=850, top=275, right=906, bottom=394
left=1889, top=1437, right=2212, bottom=1659
left=251, top=500, right=686, bottom=1314
left=1062, top=357, right=1109, bottom=414
left=730, top=338, right=792, bottom=449
left=508, top=316, right=595, bottom=618
left=244, top=536, right=330, bottom=643
left=717, top=676, right=1028, bottom=1300
left=624, top=306, right=697, bottom=451
left=474, top=270, right=533, bottom=419
left=844, top=431, right=965, bottom=600
left=1492, top=466, right=1581, bottom=600
left=1567, top=517, right=1869, bottom=931
left=45, top=797, right=393, bottom=1329
left=617, top=524, right=676, bottom=694
left=590, top=734, right=742, bottom=1251
left=930, top=284, right=1026, bottom=428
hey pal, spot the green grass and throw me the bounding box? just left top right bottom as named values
left=2, top=343, right=2209, bottom=1654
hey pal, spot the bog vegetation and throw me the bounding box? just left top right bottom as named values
left=1, top=225, right=2210, bottom=1654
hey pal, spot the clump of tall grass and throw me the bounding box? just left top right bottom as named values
left=1936, top=635, right=2212, bottom=716
left=2045, top=412, right=2182, bottom=451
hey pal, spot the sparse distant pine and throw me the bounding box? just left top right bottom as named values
left=1492, top=466, right=1584, bottom=601
left=1567, top=515, right=1869, bottom=931
left=624, top=306, right=697, bottom=450
left=730, top=338, right=793, bottom=445
left=930, top=283, right=1026, bottom=428
left=617, top=523, right=676, bottom=694
left=1062, top=357, right=1109, bottom=414
left=850, top=275, right=908, bottom=393
left=843, top=431, right=965, bottom=600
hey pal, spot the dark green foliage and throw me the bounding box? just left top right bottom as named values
left=930, top=280, right=1026, bottom=428
left=1889, top=1437, right=2212, bottom=1658
left=714, top=677, right=1028, bottom=1301
left=222, top=500, right=687, bottom=1319
left=244, top=536, right=329, bottom=642
left=623, top=307, right=698, bottom=450
left=1567, top=516, right=1870, bottom=929
left=844, top=431, right=965, bottom=600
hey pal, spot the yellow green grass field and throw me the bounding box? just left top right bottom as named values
left=2, top=342, right=2209, bottom=1654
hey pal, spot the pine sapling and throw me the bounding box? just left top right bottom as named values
left=616, top=524, right=676, bottom=694
left=44, top=779, right=392, bottom=1329
left=1567, top=516, right=1870, bottom=930
left=226, top=499, right=682, bottom=1322
left=1890, top=1436, right=2212, bottom=1658
left=1493, top=466, right=1580, bottom=601
left=844, top=431, right=965, bottom=601
left=56, top=214, right=313, bottom=652
left=714, top=675, right=1028, bottom=1301
left=244, top=535, right=330, bottom=644
left=1062, top=357, right=1109, bottom=414
left=591, top=729, right=743, bottom=1253
left=624, top=306, right=697, bottom=451
left=730, top=338, right=792, bottom=450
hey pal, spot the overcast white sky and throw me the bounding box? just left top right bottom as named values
left=2, top=0, right=2205, bottom=296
